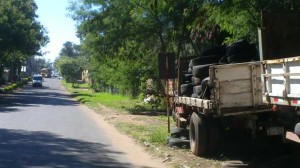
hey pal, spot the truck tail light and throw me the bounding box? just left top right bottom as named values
left=272, top=105, right=278, bottom=112
left=292, top=100, right=298, bottom=104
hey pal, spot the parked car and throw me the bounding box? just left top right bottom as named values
left=32, top=75, right=43, bottom=87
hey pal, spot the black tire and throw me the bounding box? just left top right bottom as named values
left=183, top=74, right=193, bottom=84
left=200, top=77, right=211, bottom=99
left=294, top=123, right=300, bottom=136
left=170, top=127, right=189, bottom=138
left=227, top=39, right=250, bottom=56
left=189, top=112, right=208, bottom=156
left=207, top=118, right=221, bottom=155
left=189, top=55, right=222, bottom=68
left=193, top=85, right=202, bottom=95
left=188, top=67, right=193, bottom=74
left=191, top=93, right=198, bottom=98
left=192, top=64, right=211, bottom=79
left=192, top=77, right=201, bottom=85
left=227, top=55, right=238, bottom=63
left=168, top=137, right=190, bottom=148
left=189, top=58, right=201, bottom=68
left=226, top=39, right=258, bottom=63
left=180, top=83, right=193, bottom=96
left=219, top=55, right=229, bottom=64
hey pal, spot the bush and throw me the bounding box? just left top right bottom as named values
left=0, top=78, right=29, bottom=94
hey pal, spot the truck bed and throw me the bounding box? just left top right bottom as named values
left=175, top=61, right=270, bottom=116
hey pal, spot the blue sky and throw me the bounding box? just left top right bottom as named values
left=35, top=0, right=80, bottom=62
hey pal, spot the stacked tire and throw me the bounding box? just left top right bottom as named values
left=180, top=40, right=259, bottom=98
left=179, top=45, right=227, bottom=98
left=180, top=74, right=193, bottom=97
left=180, top=58, right=217, bottom=99
left=191, top=64, right=211, bottom=99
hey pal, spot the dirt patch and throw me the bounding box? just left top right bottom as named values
left=97, top=105, right=163, bottom=126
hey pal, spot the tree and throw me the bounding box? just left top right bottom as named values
left=56, top=57, right=82, bottom=86
left=55, top=41, right=89, bottom=86
left=33, top=57, right=46, bottom=74
left=0, top=0, right=48, bottom=82
left=59, top=41, right=80, bottom=58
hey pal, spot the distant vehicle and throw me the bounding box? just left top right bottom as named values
left=41, top=68, right=52, bottom=78
left=52, top=73, right=58, bottom=78
left=32, top=75, right=43, bottom=87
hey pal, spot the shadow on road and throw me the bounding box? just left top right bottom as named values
left=0, top=86, right=79, bottom=113
left=0, top=128, right=134, bottom=168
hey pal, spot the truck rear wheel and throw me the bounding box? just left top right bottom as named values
left=189, top=112, right=208, bottom=156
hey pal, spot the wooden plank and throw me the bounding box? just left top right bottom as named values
left=219, top=80, right=251, bottom=94
left=177, top=96, right=213, bottom=109
left=213, top=62, right=260, bottom=81
left=219, top=93, right=253, bottom=108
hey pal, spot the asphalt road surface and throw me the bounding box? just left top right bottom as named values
left=0, top=78, right=165, bottom=168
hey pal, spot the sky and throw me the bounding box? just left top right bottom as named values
left=35, top=0, right=80, bottom=62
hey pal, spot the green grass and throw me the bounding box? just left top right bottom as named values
left=63, top=80, right=165, bottom=113
left=114, top=122, right=169, bottom=144
left=63, top=81, right=133, bottom=109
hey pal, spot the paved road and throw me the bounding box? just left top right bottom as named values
left=0, top=78, right=163, bottom=168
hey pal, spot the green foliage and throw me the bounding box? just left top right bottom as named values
left=0, top=0, right=48, bottom=58
left=0, top=0, right=48, bottom=82
left=0, top=78, right=29, bottom=93
left=67, top=0, right=300, bottom=99
left=59, top=41, right=80, bottom=58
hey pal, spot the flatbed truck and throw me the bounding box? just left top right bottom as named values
left=169, top=11, right=300, bottom=156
